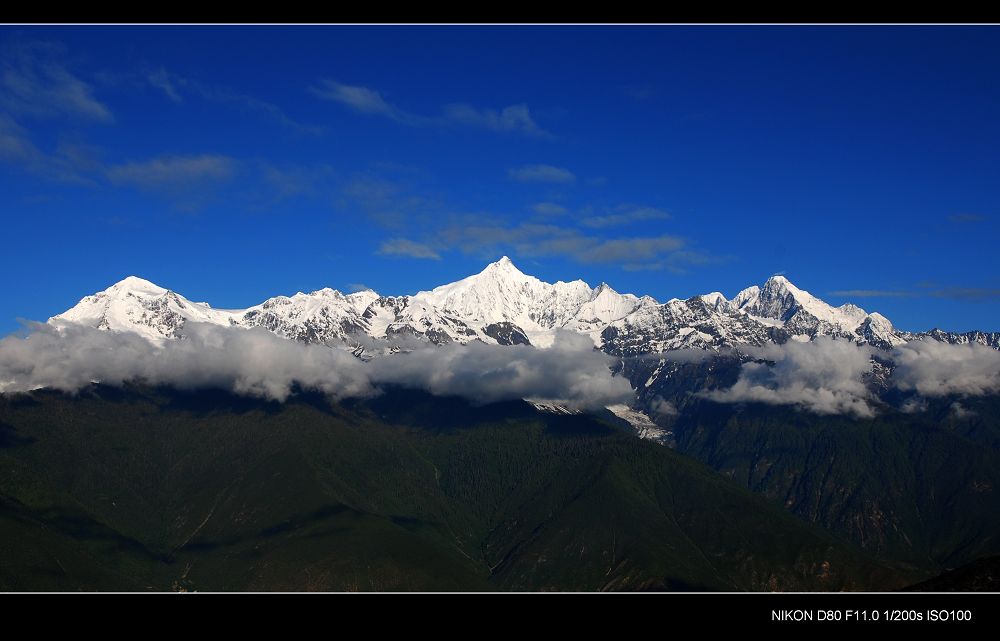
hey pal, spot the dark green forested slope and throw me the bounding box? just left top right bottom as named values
left=670, top=397, right=1000, bottom=572
left=619, top=357, right=1000, bottom=576
left=0, top=385, right=910, bottom=591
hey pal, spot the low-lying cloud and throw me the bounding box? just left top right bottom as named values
left=891, top=339, right=1000, bottom=397
left=369, top=331, right=632, bottom=408
left=704, top=338, right=878, bottom=418
left=6, top=321, right=998, bottom=420
left=703, top=337, right=1000, bottom=417
left=0, top=322, right=631, bottom=410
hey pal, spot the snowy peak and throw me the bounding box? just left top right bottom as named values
left=485, top=255, right=519, bottom=273
left=463, top=255, right=534, bottom=285
left=107, top=275, right=170, bottom=296
left=53, top=275, right=173, bottom=327
left=592, top=282, right=613, bottom=296
left=744, top=275, right=802, bottom=321
left=858, top=312, right=906, bottom=349
left=565, top=282, right=644, bottom=334
left=416, top=256, right=539, bottom=301
left=738, top=275, right=868, bottom=331
left=345, top=289, right=380, bottom=314
left=697, top=292, right=730, bottom=313
left=51, top=275, right=233, bottom=342
left=48, top=261, right=956, bottom=357
left=732, top=285, right=760, bottom=310
left=412, top=256, right=592, bottom=335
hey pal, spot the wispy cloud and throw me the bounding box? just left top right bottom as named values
left=423, top=220, right=696, bottom=268
left=928, top=287, right=1000, bottom=301
left=346, top=169, right=715, bottom=272
left=531, top=202, right=567, bottom=216
left=1, top=39, right=112, bottom=123
left=377, top=238, right=442, bottom=260
left=0, top=114, right=94, bottom=184
left=507, top=164, right=576, bottom=184
left=580, top=235, right=685, bottom=263
left=441, top=103, right=548, bottom=136
left=580, top=205, right=671, bottom=228
left=829, top=286, right=1000, bottom=301
left=106, top=154, right=237, bottom=189
left=309, top=79, right=411, bottom=122
left=311, top=79, right=550, bottom=136
left=0, top=115, right=57, bottom=167
left=948, top=213, right=988, bottom=224
left=141, top=69, right=324, bottom=135
left=254, top=161, right=337, bottom=200
left=340, top=174, right=443, bottom=231
left=104, top=153, right=238, bottom=211
left=622, top=83, right=657, bottom=101
left=621, top=249, right=724, bottom=273
left=828, top=289, right=917, bottom=298
left=147, top=67, right=183, bottom=103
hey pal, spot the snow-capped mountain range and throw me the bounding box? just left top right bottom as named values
left=50, top=256, right=998, bottom=355
left=41, top=257, right=1000, bottom=444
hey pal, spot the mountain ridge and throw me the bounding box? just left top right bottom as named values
left=49, top=257, right=999, bottom=355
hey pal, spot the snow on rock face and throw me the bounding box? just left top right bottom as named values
left=739, top=275, right=868, bottom=331
left=48, top=260, right=989, bottom=357
left=600, top=296, right=775, bottom=356
left=562, top=282, right=650, bottom=337
left=411, top=256, right=593, bottom=340
left=858, top=312, right=906, bottom=349
left=50, top=276, right=239, bottom=343
left=731, top=285, right=760, bottom=310
left=605, top=404, right=673, bottom=444
left=237, top=289, right=370, bottom=347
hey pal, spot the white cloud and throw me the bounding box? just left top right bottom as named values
left=950, top=402, right=976, bottom=418
left=442, top=103, right=547, bottom=136
left=899, top=397, right=928, bottom=413
left=0, top=323, right=630, bottom=410
left=1, top=40, right=112, bottom=123
left=531, top=202, right=567, bottom=216
left=581, top=206, right=671, bottom=229
left=828, top=290, right=916, bottom=298
left=507, top=164, right=576, bottom=184
left=703, top=337, right=878, bottom=418
left=311, top=79, right=549, bottom=136
left=310, top=79, right=410, bottom=122
left=891, top=340, right=1000, bottom=397
left=368, top=331, right=632, bottom=410
left=106, top=154, right=237, bottom=189
left=703, top=337, right=1000, bottom=418
left=377, top=238, right=442, bottom=260
left=650, top=396, right=678, bottom=417
left=948, top=213, right=987, bottom=224
left=0, top=114, right=94, bottom=183
left=147, top=67, right=183, bottom=103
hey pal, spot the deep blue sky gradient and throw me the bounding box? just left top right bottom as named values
left=1, top=26, right=998, bottom=333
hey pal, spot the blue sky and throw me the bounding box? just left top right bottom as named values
left=1, top=25, right=998, bottom=334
